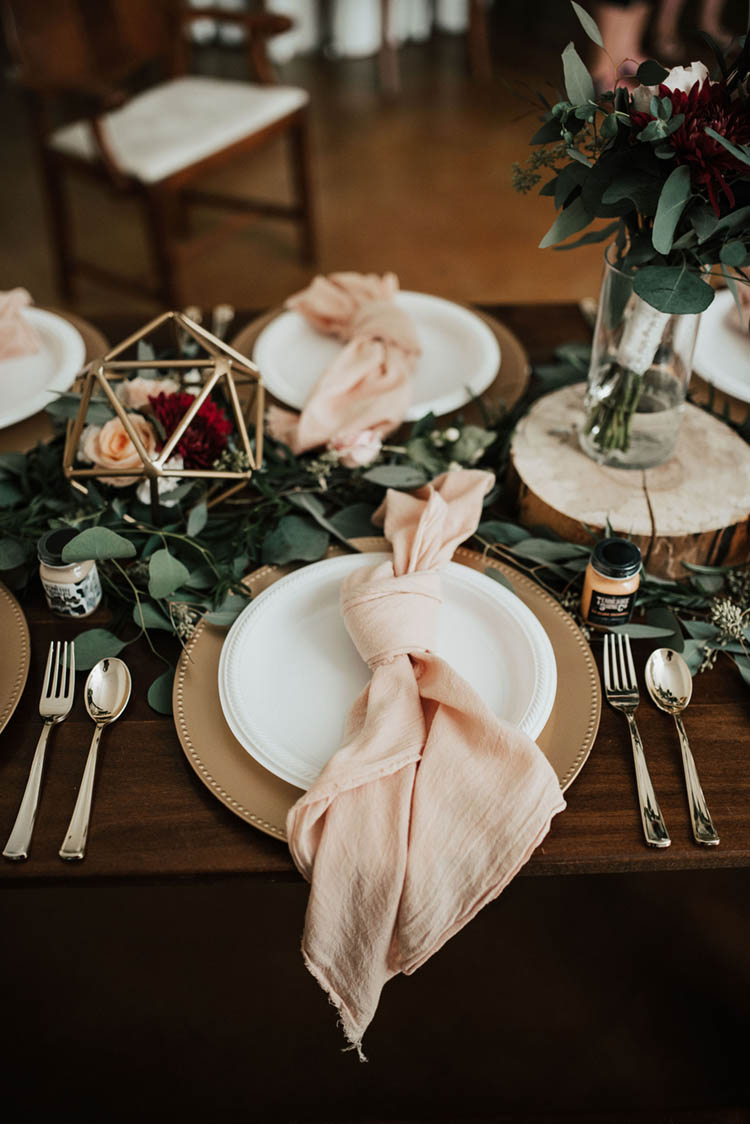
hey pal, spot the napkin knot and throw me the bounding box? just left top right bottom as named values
left=351, top=300, right=420, bottom=355
left=340, top=565, right=441, bottom=669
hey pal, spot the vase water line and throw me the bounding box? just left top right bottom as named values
left=579, top=249, right=703, bottom=469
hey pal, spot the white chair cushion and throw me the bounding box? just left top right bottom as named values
left=48, top=75, right=309, bottom=184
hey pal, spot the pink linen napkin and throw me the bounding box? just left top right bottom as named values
left=286, top=469, right=566, bottom=1058
left=0, top=289, right=41, bottom=361
left=266, top=272, right=420, bottom=455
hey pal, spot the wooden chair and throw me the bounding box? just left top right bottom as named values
left=1, top=0, right=317, bottom=306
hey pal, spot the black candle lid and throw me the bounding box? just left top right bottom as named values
left=590, top=537, right=641, bottom=580
left=38, top=528, right=81, bottom=567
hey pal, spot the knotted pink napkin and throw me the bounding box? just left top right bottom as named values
left=266, top=272, right=420, bottom=456
left=287, top=469, right=566, bottom=1057
left=0, top=289, right=40, bottom=361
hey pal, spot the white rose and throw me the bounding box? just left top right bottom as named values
left=631, top=61, right=711, bottom=113
left=663, top=61, right=710, bottom=95
left=135, top=456, right=185, bottom=507
left=327, top=429, right=382, bottom=468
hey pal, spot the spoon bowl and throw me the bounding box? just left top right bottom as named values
left=645, top=647, right=692, bottom=715
left=645, top=647, right=718, bottom=846
left=85, top=657, right=132, bottom=723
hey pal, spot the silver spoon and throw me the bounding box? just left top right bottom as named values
left=59, top=658, right=132, bottom=861
left=645, top=648, right=719, bottom=847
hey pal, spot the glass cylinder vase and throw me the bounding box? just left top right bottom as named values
left=579, top=249, right=703, bottom=469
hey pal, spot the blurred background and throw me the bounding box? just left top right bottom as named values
left=1, top=0, right=748, bottom=319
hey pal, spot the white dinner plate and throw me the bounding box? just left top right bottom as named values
left=218, top=552, right=557, bottom=791
left=693, top=289, right=750, bottom=404
left=253, top=291, right=502, bottom=421
left=0, top=308, right=86, bottom=429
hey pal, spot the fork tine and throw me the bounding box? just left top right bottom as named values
left=611, top=633, right=621, bottom=690
left=603, top=633, right=611, bottom=691
left=65, top=641, right=75, bottom=700
left=623, top=633, right=637, bottom=690
left=42, top=642, right=55, bottom=697
left=47, top=641, right=60, bottom=697
left=617, top=634, right=630, bottom=691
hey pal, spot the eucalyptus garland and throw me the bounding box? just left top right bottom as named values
left=0, top=349, right=747, bottom=713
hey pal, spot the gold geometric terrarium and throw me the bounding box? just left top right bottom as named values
left=62, top=310, right=264, bottom=515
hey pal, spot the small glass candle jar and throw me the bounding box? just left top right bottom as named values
left=581, top=537, right=641, bottom=629
left=38, top=528, right=102, bottom=618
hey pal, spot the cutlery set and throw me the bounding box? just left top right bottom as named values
left=3, top=643, right=131, bottom=863
left=603, top=633, right=719, bottom=849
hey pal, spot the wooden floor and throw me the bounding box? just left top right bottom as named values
left=0, top=5, right=618, bottom=318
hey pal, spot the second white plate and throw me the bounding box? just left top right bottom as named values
left=693, top=289, right=750, bottom=404
left=218, top=552, right=557, bottom=791
left=253, top=291, right=501, bottom=421
left=0, top=308, right=86, bottom=429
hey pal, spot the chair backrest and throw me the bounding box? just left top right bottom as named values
left=2, top=0, right=176, bottom=89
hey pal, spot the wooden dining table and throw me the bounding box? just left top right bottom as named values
left=1, top=304, right=748, bottom=1124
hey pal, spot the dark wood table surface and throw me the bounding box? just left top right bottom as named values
left=0, top=303, right=747, bottom=885
left=2, top=304, right=749, bottom=1124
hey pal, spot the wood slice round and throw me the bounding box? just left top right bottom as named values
left=510, top=383, right=750, bottom=580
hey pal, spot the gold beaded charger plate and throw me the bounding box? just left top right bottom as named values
left=174, top=539, right=601, bottom=841
left=230, top=306, right=530, bottom=423
left=0, top=583, right=31, bottom=737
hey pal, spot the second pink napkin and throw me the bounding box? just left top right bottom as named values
left=287, top=469, right=566, bottom=1057
left=266, top=272, right=420, bottom=457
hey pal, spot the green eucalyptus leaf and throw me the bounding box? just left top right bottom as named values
left=0, top=481, right=23, bottom=507
left=0, top=452, right=27, bottom=477
left=477, top=520, right=530, bottom=545
left=539, top=196, right=592, bottom=249
left=633, top=264, right=714, bottom=314
left=682, top=619, right=719, bottom=640
left=186, top=501, right=208, bottom=537
left=147, top=668, right=174, bottom=715
left=204, top=593, right=250, bottom=627
left=0, top=538, right=27, bottom=570
left=608, top=623, right=678, bottom=638
left=62, top=526, right=136, bottom=562
left=362, top=465, right=428, bottom=489
left=531, top=116, right=564, bottom=145
left=329, top=503, right=378, bottom=540
left=483, top=566, right=516, bottom=593
left=705, top=126, right=750, bottom=167
left=599, top=112, right=619, bottom=138
left=681, top=638, right=706, bottom=674
left=645, top=607, right=684, bottom=651
left=732, top=654, right=750, bottom=689
left=720, top=241, right=748, bottom=267
left=691, top=204, right=719, bottom=243
left=554, top=220, right=621, bottom=251
left=570, top=1, right=603, bottom=47
left=405, top=436, right=444, bottom=476
left=652, top=164, right=692, bottom=255
left=148, top=548, right=190, bottom=599
left=512, top=538, right=589, bottom=561
left=636, top=60, right=670, bottom=84
left=73, top=629, right=127, bottom=671
left=261, top=515, right=329, bottom=565
left=602, top=171, right=662, bottom=216
left=553, top=162, right=588, bottom=210
left=133, top=600, right=173, bottom=632
left=561, top=41, right=595, bottom=106
left=46, top=393, right=114, bottom=425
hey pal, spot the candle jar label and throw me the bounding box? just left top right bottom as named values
left=587, top=588, right=636, bottom=627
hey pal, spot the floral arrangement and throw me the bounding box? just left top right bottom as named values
left=513, top=1, right=750, bottom=452
left=0, top=341, right=747, bottom=711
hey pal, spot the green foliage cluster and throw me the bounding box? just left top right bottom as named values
left=516, top=1, right=750, bottom=316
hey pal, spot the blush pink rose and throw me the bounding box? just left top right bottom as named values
left=328, top=428, right=382, bottom=468
left=80, top=414, right=158, bottom=486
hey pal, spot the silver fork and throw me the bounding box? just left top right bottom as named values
left=3, top=641, right=75, bottom=861
left=603, top=633, right=671, bottom=849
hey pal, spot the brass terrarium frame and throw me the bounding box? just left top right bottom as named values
left=62, top=310, right=264, bottom=515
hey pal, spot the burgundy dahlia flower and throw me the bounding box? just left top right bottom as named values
left=632, top=77, right=750, bottom=216
left=148, top=391, right=232, bottom=469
